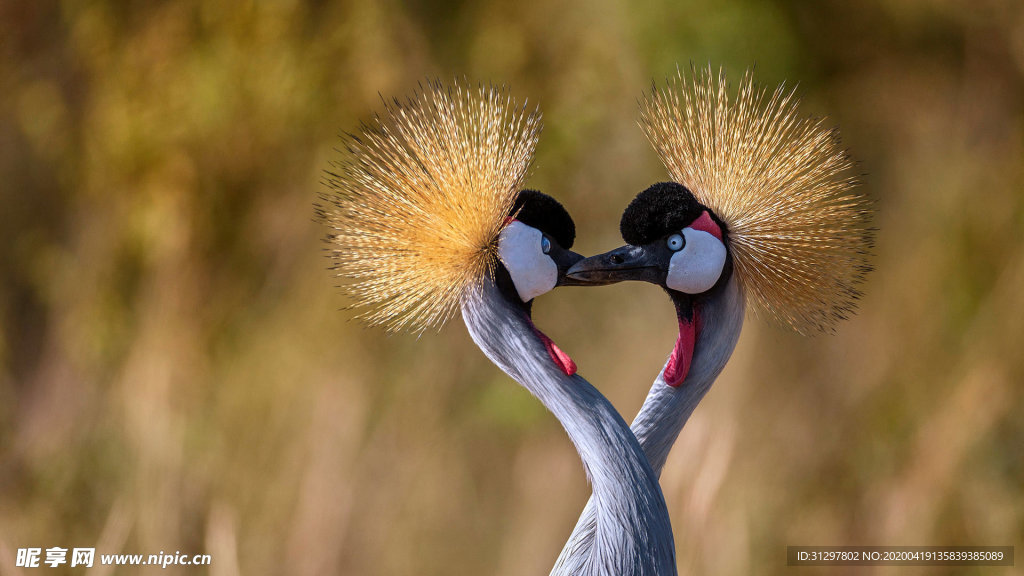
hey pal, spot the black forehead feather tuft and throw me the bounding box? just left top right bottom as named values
left=620, top=182, right=708, bottom=245
left=512, top=189, right=576, bottom=249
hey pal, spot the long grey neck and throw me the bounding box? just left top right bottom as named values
left=632, top=275, right=745, bottom=474
left=461, top=278, right=676, bottom=576
left=553, top=276, right=744, bottom=574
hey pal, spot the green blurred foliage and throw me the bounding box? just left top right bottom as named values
left=1, top=0, right=1022, bottom=574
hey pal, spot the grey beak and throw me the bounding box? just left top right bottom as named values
left=565, top=244, right=662, bottom=286
left=555, top=250, right=587, bottom=287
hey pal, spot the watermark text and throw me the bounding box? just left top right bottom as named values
left=16, top=548, right=212, bottom=569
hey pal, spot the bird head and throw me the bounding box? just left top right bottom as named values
left=317, top=79, right=546, bottom=333
left=567, top=66, right=874, bottom=386
left=497, top=189, right=584, bottom=306
left=316, top=79, right=584, bottom=376
left=566, top=181, right=733, bottom=300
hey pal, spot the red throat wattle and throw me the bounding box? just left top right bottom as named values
left=531, top=326, right=577, bottom=376
left=663, top=310, right=699, bottom=387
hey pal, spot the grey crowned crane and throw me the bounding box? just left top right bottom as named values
left=553, top=67, right=874, bottom=574
left=316, top=80, right=676, bottom=576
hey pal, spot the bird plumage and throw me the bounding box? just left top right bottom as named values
left=558, top=65, right=874, bottom=572
left=316, top=80, right=540, bottom=333
left=554, top=275, right=744, bottom=576
left=319, top=79, right=676, bottom=575
left=639, top=65, right=874, bottom=334
left=464, top=278, right=675, bottom=576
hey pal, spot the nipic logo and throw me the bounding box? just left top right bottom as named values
left=15, top=547, right=210, bottom=569
left=16, top=547, right=94, bottom=568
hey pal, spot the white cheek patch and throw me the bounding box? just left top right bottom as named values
left=666, top=228, right=727, bottom=294
left=498, top=221, right=558, bottom=302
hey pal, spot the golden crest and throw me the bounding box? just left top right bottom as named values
left=317, top=80, right=541, bottom=333
left=640, top=66, right=874, bottom=333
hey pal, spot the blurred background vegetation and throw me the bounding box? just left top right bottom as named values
left=1, top=0, right=1022, bottom=574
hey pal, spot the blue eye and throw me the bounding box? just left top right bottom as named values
left=666, top=233, right=684, bottom=251
left=541, top=236, right=552, bottom=254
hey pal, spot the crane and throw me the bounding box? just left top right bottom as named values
left=316, top=80, right=677, bottom=576
left=553, top=67, right=874, bottom=573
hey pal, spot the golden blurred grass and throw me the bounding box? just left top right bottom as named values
left=1, top=1, right=1022, bottom=575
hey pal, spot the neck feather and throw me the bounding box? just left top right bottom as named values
left=554, top=276, right=745, bottom=574
left=632, top=275, right=746, bottom=474
left=461, top=279, right=676, bottom=576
